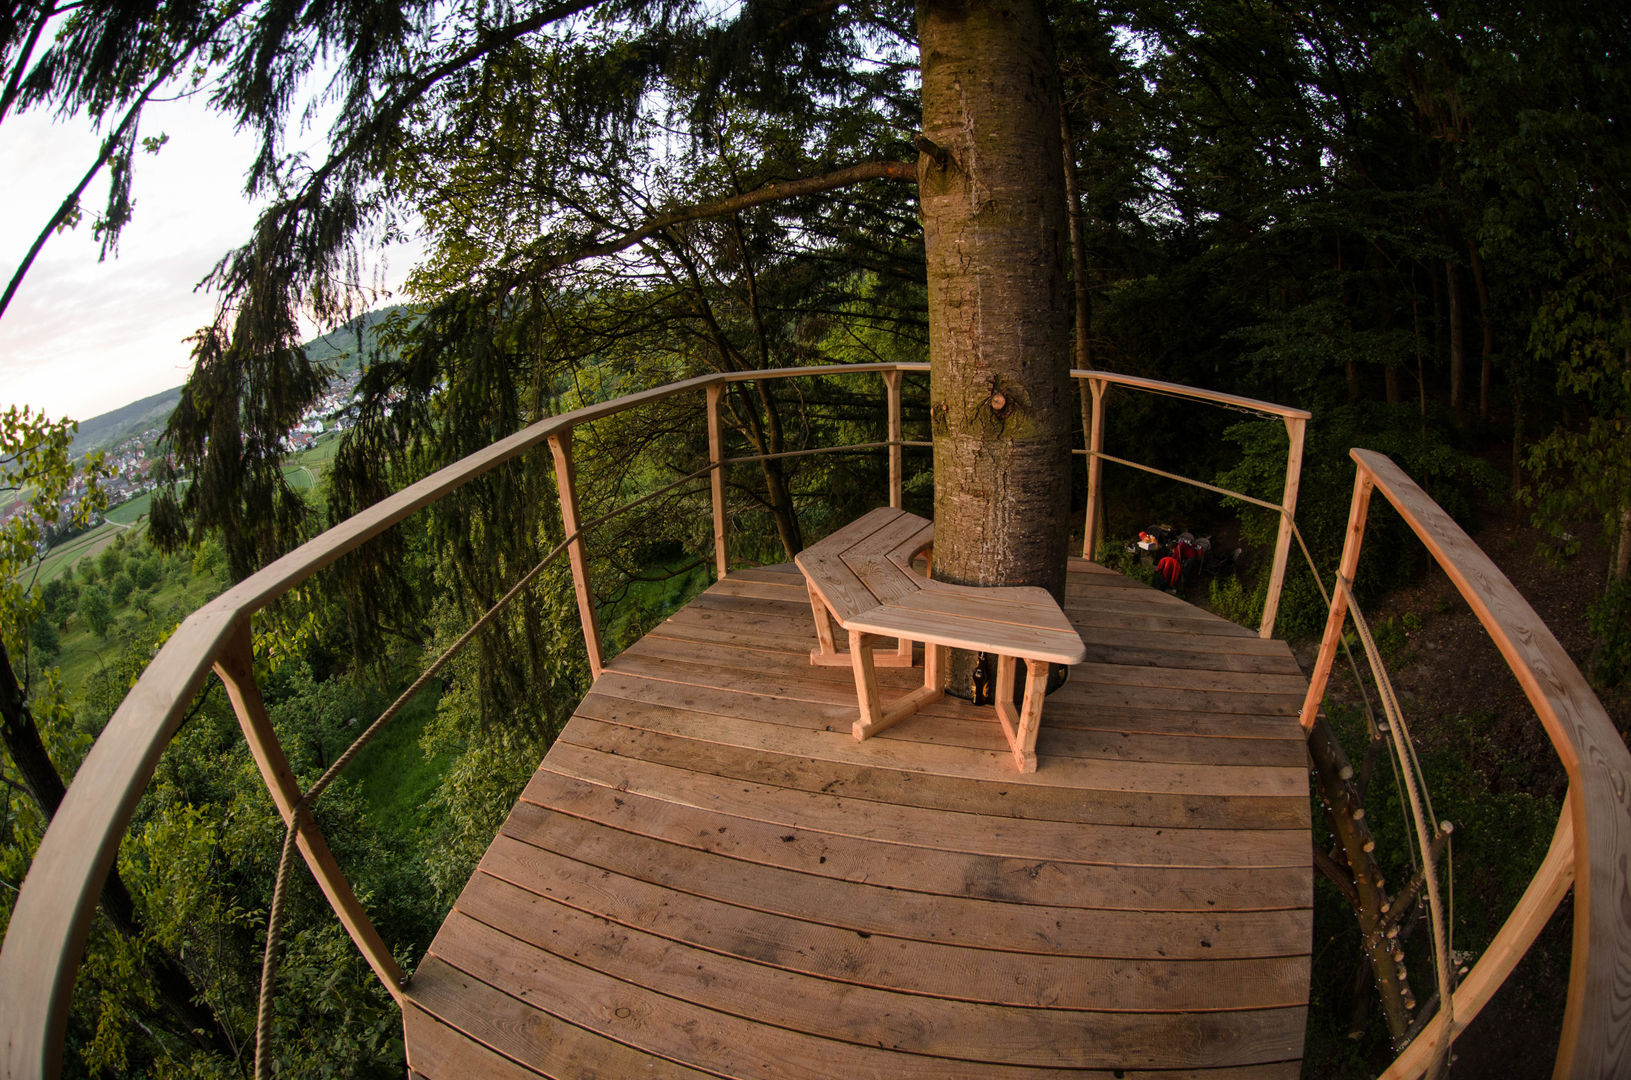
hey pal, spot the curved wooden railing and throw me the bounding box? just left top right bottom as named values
left=12, top=366, right=1618, bottom=1078
left=1298, top=449, right=1631, bottom=1079
left=2, top=362, right=923, bottom=1077
left=1075, top=369, right=1310, bottom=637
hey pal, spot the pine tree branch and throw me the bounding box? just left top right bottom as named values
left=0, top=1, right=248, bottom=323
left=530, top=160, right=917, bottom=278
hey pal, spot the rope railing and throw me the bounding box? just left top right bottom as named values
left=1296, top=449, right=1631, bottom=1080
left=1115, top=427, right=1616, bottom=1078
left=251, top=533, right=573, bottom=1078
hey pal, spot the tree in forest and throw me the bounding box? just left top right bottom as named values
left=0, top=407, right=236, bottom=1064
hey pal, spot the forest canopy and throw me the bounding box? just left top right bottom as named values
left=2, top=1, right=1630, bottom=1075
left=3, top=0, right=1625, bottom=593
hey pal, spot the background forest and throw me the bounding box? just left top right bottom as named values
left=2, top=0, right=1628, bottom=1077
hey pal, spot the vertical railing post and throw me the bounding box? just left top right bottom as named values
left=211, top=622, right=404, bottom=999
left=706, top=382, right=729, bottom=579
left=1259, top=414, right=1307, bottom=638
left=1082, top=377, right=1107, bottom=559
left=1297, top=463, right=1374, bottom=730
left=883, top=369, right=904, bottom=510
left=548, top=431, right=604, bottom=678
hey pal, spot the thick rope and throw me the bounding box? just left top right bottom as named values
left=252, top=534, right=572, bottom=1073
left=254, top=820, right=301, bottom=1080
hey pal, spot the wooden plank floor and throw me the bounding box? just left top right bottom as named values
left=403, top=558, right=1313, bottom=1079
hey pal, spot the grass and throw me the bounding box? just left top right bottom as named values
left=46, top=547, right=221, bottom=700
left=105, top=492, right=153, bottom=524
left=30, top=520, right=134, bottom=583
left=343, top=685, right=452, bottom=831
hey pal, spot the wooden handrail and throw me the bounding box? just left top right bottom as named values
left=0, top=363, right=911, bottom=1077
left=1069, top=368, right=1312, bottom=421
left=1304, top=449, right=1631, bottom=1080
left=1072, top=369, right=1307, bottom=637
left=0, top=360, right=1315, bottom=1079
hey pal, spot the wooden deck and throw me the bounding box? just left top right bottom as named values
left=401, top=558, right=1314, bottom=1079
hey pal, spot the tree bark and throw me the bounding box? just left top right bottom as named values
left=1377, top=250, right=1400, bottom=405
left=1613, top=506, right=1631, bottom=585
left=1059, top=100, right=1091, bottom=372
left=1306, top=712, right=1414, bottom=1042
left=1467, top=238, right=1494, bottom=422
left=0, top=640, right=235, bottom=1057
left=920, top=0, right=1073, bottom=699
left=1446, top=257, right=1465, bottom=417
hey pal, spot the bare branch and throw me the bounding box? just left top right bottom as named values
left=531, top=160, right=917, bottom=278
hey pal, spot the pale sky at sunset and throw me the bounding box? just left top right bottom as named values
left=0, top=94, right=418, bottom=425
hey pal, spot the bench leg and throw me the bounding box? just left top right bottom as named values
left=851, top=630, right=944, bottom=741
left=806, top=578, right=842, bottom=664
left=993, top=655, right=1048, bottom=773
left=807, top=579, right=915, bottom=668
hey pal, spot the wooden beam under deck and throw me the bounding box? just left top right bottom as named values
left=404, top=558, right=1313, bottom=1078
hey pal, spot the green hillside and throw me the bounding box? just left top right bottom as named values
left=65, top=305, right=407, bottom=458
left=69, top=385, right=183, bottom=456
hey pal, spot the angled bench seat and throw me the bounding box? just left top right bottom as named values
left=794, top=507, right=1085, bottom=772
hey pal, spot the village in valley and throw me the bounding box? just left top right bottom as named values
left=3, top=353, right=370, bottom=564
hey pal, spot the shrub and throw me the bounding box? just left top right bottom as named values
left=1588, top=577, right=1631, bottom=688
left=1217, top=403, right=1501, bottom=638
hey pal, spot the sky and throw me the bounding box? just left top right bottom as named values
left=0, top=93, right=419, bottom=425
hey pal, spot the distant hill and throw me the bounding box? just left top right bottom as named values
left=71, top=385, right=184, bottom=456
left=69, top=304, right=410, bottom=457
left=299, top=304, right=410, bottom=377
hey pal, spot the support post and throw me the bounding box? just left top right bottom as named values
left=884, top=369, right=904, bottom=510
left=212, top=623, right=403, bottom=1000
left=1298, top=464, right=1375, bottom=730
left=1260, top=415, right=1306, bottom=638
left=706, top=382, right=729, bottom=580
left=548, top=431, right=604, bottom=678
left=1082, top=377, right=1107, bottom=559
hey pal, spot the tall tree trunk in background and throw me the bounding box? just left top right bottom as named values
left=0, top=642, right=235, bottom=1057
left=1377, top=248, right=1400, bottom=404
left=1613, top=507, right=1630, bottom=584
left=1468, top=238, right=1494, bottom=422
left=920, top=0, right=1072, bottom=698
left=1446, top=257, right=1465, bottom=418
left=1061, top=94, right=1104, bottom=561
left=1060, top=100, right=1091, bottom=372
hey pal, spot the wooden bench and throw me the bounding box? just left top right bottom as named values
left=794, top=507, right=1086, bottom=772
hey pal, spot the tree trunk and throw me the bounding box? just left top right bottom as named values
left=1446, top=257, right=1464, bottom=418
left=0, top=641, right=235, bottom=1057
left=1307, top=712, right=1415, bottom=1042
left=919, top=0, right=1073, bottom=698
left=1059, top=100, right=1091, bottom=372
left=1613, top=506, right=1631, bottom=584
left=1467, top=238, right=1494, bottom=422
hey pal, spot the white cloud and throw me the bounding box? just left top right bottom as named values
left=0, top=92, right=419, bottom=424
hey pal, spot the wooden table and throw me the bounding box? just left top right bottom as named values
left=795, top=508, right=1086, bottom=772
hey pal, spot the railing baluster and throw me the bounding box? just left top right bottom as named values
left=548, top=432, right=604, bottom=678
left=1259, top=414, right=1306, bottom=638
left=884, top=370, right=903, bottom=510
left=1082, top=376, right=1107, bottom=559
left=212, top=622, right=403, bottom=999
left=1298, top=464, right=1373, bottom=731
left=706, top=382, right=729, bottom=579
